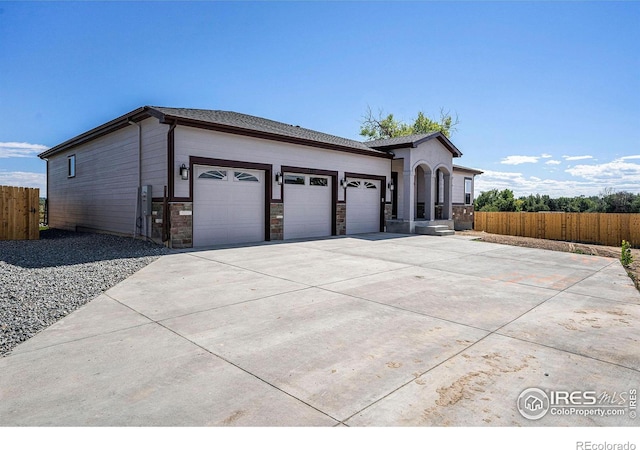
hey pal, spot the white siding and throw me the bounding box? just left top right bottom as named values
left=140, top=118, right=169, bottom=196
left=47, top=119, right=168, bottom=235
left=452, top=169, right=475, bottom=204
left=452, top=171, right=465, bottom=204
left=174, top=127, right=390, bottom=201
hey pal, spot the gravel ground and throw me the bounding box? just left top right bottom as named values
left=0, top=229, right=169, bottom=356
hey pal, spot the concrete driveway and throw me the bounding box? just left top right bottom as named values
left=1, top=233, right=639, bottom=426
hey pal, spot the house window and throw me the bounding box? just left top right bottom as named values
left=284, top=175, right=305, bottom=185
left=346, top=181, right=360, bottom=188
left=465, top=178, right=472, bottom=205
left=67, top=155, right=76, bottom=178
left=364, top=181, right=377, bottom=189
left=309, top=177, right=328, bottom=187
left=234, top=171, right=259, bottom=182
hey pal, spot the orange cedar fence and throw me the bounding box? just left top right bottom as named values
left=0, top=185, right=40, bottom=240
left=474, top=212, right=640, bottom=248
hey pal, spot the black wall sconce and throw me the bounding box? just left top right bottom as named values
left=275, top=172, right=283, bottom=185
left=179, top=164, right=190, bottom=180
left=388, top=180, right=395, bottom=191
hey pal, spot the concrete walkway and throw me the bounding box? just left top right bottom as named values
left=1, top=233, right=639, bottom=426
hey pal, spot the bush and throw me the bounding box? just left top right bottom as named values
left=621, top=240, right=634, bottom=267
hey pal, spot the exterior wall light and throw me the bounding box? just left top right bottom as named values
left=340, top=178, right=348, bottom=189
left=275, top=172, right=283, bottom=185
left=388, top=180, right=395, bottom=191
left=179, top=164, right=190, bottom=180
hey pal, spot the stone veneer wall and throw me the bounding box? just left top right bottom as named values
left=452, top=204, right=475, bottom=230
left=384, top=203, right=392, bottom=227
left=336, top=202, right=346, bottom=235
left=169, top=202, right=193, bottom=248
left=270, top=202, right=284, bottom=241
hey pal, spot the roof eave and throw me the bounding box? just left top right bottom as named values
left=453, top=165, right=483, bottom=175
left=367, top=132, right=462, bottom=157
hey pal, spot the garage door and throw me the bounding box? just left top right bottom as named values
left=346, top=178, right=381, bottom=234
left=193, top=165, right=264, bottom=246
left=283, top=173, right=332, bottom=239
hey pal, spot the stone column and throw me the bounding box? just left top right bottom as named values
left=336, top=202, right=346, bottom=235
left=270, top=202, right=284, bottom=240
left=169, top=202, right=193, bottom=248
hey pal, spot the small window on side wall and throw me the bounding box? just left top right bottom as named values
left=464, top=178, right=472, bottom=205
left=67, top=155, right=76, bottom=178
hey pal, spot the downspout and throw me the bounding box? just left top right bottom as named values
left=129, top=119, right=142, bottom=238
left=388, top=151, right=395, bottom=226
left=165, top=121, right=177, bottom=245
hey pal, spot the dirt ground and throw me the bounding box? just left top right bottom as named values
left=457, top=230, right=640, bottom=292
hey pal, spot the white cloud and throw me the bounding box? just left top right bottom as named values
left=0, top=171, right=47, bottom=196
left=500, top=155, right=540, bottom=165
left=541, top=153, right=552, bottom=158
left=475, top=162, right=640, bottom=198
left=565, top=159, right=640, bottom=184
left=619, top=155, right=640, bottom=161
left=0, top=142, right=49, bottom=158
left=563, top=155, right=593, bottom=161
left=545, top=160, right=562, bottom=165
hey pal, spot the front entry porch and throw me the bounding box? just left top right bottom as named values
left=388, top=159, right=455, bottom=236
left=386, top=219, right=454, bottom=235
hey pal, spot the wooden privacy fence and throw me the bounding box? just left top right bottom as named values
left=474, top=212, right=640, bottom=248
left=0, top=185, right=40, bottom=240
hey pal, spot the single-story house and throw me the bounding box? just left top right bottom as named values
left=38, top=106, right=482, bottom=248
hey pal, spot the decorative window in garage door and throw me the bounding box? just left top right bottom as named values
left=310, top=177, right=328, bottom=187
left=285, top=174, right=305, bottom=185
left=234, top=171, right=259, bottom=182
left=198, top=169, right=228, bottom=180
left=346, top=180, right=377, bottom=189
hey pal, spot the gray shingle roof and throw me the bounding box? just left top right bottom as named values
left=150, top=106, right=383, bottom=154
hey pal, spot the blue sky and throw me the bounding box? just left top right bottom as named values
left=1, top=1, right=638, bottom=197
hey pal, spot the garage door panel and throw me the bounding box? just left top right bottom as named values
left=346, top=179, right=381, bottom=235
left=193, top=165, right=264, bottom=246
left=284, top=173, right=332, bottom=240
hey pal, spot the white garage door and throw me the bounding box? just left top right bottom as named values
left=346, top=178, right=381, bottom=234
left=193, top=165, right=264, bottom=246
left=284, top=173, right=332, bottom=239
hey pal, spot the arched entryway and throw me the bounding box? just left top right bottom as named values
left=433, top=165, right=452, bottom=220
left=413, top=163, right=452, bottom=221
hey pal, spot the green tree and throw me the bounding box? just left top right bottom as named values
left=475, top=189, right=519, bottom=212
left=519, top=194, right=550, bottom=212
left=360, top=107, right=459, bottom=140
